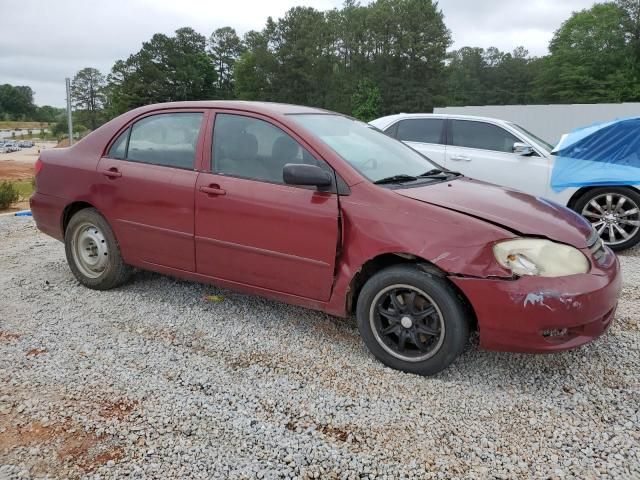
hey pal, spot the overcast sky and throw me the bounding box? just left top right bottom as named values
left=0, top=0, right=597, bottom=107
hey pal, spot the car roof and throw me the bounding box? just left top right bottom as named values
left=372, top=113, right=511, bottom=124
left=131, top=100, right=332, bottom=118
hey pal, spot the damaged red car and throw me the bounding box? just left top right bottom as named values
left=30, top=102, right=621, bottom=375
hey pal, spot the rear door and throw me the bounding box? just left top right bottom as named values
left=387, top=117, right=447, bottom=165
left=444, top=119, right=550, bottom=196
left=194, top=111, right=339, bottom=301
left=96, top=110, right=205, bottom=271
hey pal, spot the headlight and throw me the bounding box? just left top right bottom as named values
left=493, top=239, right=589, bottom=277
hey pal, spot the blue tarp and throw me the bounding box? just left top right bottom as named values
left=550, top=116, right=640, bottom=191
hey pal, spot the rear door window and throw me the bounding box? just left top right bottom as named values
left=396, top=118, right=445, bottom=144
left=450, top=120, right=520, bottom=153
left=126, top=112, right=203, bottom=169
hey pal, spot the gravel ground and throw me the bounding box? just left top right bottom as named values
left=0, top=217, right=638, bottom=479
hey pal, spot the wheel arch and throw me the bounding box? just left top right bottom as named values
left=345, top=252, right=478, bottom=330
left=567, top=185, right=640, bottom=210
left=61, top=201, right=98, bottom=235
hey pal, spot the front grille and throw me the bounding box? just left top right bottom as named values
left=587, top=230, right=607, bottom=264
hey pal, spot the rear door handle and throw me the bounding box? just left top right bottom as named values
left=102, top=168, right=122, bottom=178
left=450, top=155, right=471, bottom=162
left=199, top=185, right=226, bottom=196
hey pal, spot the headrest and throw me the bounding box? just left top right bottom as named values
left=272, top=135, right=299, bottom=161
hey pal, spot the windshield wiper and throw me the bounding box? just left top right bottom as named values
left=373, top=174, right=418, bottom=185
left=419, top=169, right=461, bottom=178
left=418, top=169, right=447, bottom=178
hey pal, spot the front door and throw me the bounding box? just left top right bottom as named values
left=194, top=112, right=339, bottom=301
left=95, top=111, right=205, bottom=271
left=444, top=119, right=550, bottom=197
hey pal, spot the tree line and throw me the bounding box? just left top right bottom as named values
left=2, top=0, right=639, bottom=133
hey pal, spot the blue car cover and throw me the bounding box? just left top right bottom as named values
left=550, top=116, right=640, bottom=191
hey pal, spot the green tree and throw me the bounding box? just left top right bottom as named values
left=616, top=0, right=640, bottom=96
left=52, top=113, right=86, bottom=138
left=351, top=79, right=382, bottom=121
left=0, top=84, right=36, bottom=120
left=445, top=46, right=538, bottom=106
left=107, top=27, right=217, bottom=115
left=71, top=67, right=107, bottom=129
left=446, top=47, right=488, bottom=106
left=537, top=3, right=635, bottom=102
left=234, top=0, right=450, bottom=115
left=209, top=27, right=244, bottom=98
left=34, top=105, right=63, bottom=123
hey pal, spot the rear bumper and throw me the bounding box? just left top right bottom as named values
left=30, top=192, right=66, bottom=241
left=450, top=253, right=621, bottom=353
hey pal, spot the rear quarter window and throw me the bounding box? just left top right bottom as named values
left=107, top=128, right=129, bottom=159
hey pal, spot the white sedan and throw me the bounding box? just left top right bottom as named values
left=370, top=113, right=640, bottom=251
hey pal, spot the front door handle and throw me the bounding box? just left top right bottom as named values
left=450, top=155, right=472, bottom=162
left=102, top=167, right=122, bottom=178
left=199, top=185, right=226, bottom=196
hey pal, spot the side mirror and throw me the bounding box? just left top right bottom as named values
left=283, top=163, right=333, bottom=188
left=513, top=142, right=534, bottom=156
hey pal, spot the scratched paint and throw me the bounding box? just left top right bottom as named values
left=521, top=290, right=582, bottom=311
left=432, top=252, right=450, bottom=263
left=523, top=293, right=554, bottom=311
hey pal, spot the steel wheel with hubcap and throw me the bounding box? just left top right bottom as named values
left=575, top=187, right=640, bottom=251
left=71, top=222, right=110, bottom=278
left=64, top=208, right=131, bottom=290
left=357, top=265, right=470, bottom=376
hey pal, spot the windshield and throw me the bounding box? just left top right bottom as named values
left=508, top=122, right=554, bottom=152
left=289, top=114, right=441, bottom=183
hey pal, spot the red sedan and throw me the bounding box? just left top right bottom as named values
left=30, top=102, right=621, bottom=375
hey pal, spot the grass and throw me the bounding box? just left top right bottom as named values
left=0, top=121, right=50, bottom=130
left=0, top=179, right=34, bottom=211
left=11, top=178, right=35, bottom=201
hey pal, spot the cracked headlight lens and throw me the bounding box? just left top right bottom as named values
left=493, top=239, right=589, bottom=277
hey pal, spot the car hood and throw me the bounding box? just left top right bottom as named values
left=395, top=178, right=592, bottom=248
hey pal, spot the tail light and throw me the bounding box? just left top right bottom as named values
left=34, top=157, right=44, bottom=176
left=33, top=157, right=43, bottom=191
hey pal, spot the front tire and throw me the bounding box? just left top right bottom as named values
left=573, top=187, right=640, bottom=251
left=356, top=265, right=470, bottom=376
left=64, top=208, right=131, bottom=290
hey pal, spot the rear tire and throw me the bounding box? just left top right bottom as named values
left=64, top=208, right=131, bottom=290
left=356, top=265, right=470, bottom=376
left=573, top=187, right=640, bottom=252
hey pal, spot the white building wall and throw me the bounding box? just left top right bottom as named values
left=434, top=103, right=640, bottom=146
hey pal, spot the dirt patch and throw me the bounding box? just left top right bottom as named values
left=0, top=160, right=34, bottom=180
left=311, top=317, right=359, bottom=343
left=0, top=331, right=21, bottom=342
left=101, top=399, right=138, bottom=420
left=26, top=348, right=48, bottom=357
left=227, top=351, right=280, bottom=370
left=0, top=413, right=124, bottom=477
left=284, top=417, right=360, bottom=444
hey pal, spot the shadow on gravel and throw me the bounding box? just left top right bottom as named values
left=99, top=268, right=629, bottom=394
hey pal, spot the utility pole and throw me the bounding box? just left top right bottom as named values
left=65, top=77, right=73, bottom=146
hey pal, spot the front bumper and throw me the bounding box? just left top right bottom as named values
left=450, top=251, right=621, bottom=353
